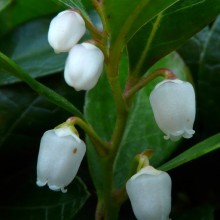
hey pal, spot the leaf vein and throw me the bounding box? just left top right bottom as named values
left=164, top=0, right=205, bottom=16
left=131, top=13, right=163, bottom=76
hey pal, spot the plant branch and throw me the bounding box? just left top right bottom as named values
left=96, top=54, right=129, bottom=220
left=105, top=61, right=129, bottom=153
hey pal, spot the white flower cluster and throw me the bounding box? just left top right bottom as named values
left=48, top=10, right=104, bottom=91
left=127, top=77, right=196, bottom=218
left=150, top=79, right=196, bottom=141
left=36, top=10, right=105, bottom=193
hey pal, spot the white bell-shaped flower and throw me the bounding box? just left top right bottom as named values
left=64, top=42, right=104, bottom=91
left=48, top=10, right=86, bottom=53
left=126, top=166, right=172, bottom=220
left=149, top=79, right=196, bottom=141
left=36, top=127, right=86, bottom=193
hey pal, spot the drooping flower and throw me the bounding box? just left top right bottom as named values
left=48, top=10, right=86, bottom=53
left=126, top=166, right=172, bottom=220
left=64, top=42, right=104, bottom=91
left=149, top=79, right=196, bottom=141
left=36, top=126, right=86, bottom=193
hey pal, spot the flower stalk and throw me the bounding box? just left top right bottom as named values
left=93, top=29, right=129, bottom=220
left=67, top=117, right=109, bottom=156
left=82, top=14, right=105, bottom=43
left=124, top=68, right=177, bottom=103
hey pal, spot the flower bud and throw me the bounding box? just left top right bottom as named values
left=64, top=42, right=104, bottom=91
left=126, top=166, right=172, bottom=220
left=149, top=79, right=196, bottom=141
left=48, top=10, right=86, bottom=53
left=36, top=127, right=86, bottom=193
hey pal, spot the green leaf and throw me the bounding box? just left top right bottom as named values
left=0, top=75, right=84, bottom=147
left=103, top=0, right=179, bottom=44
left=127, top=0, right=220, bottom=77
left=85, top=73, right=116, bottom=141
left=197, top=16, right=220, bottom=135
left=0, top=52, right=84, bottom=119
left=0, top=0, right=12, bottom=11
left=0, top=19, right=66, bottom=85
left=58, top=0, right=90, bottom=20
left=84, top=73, right=116, bottom=191
left=113, top=52, right=190, bottom=189
left=177, top=27, right=209, bottom=79
left=0, top=0, right=63, bottom=36
left=159, top=133, right=220, bottom=171
left=0, top=169, right=90, bottom=220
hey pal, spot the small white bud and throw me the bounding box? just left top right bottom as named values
left=126, top=166, right=172, bottom=220
left=48, top=10, right=86, bottom=53
left=149, top=79, right=196, bottom=141
left=64, top=43, right=104, bottom=91
left=36, top=127, right=86, bottom=193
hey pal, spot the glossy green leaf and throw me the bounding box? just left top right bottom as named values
left=84, top=73, right=116, bottom=191
left=159, top=133, right=220, bottom=171
left=0, top=52, right=84, bottom=119
left=84, top=74, right=116, bottom=141
left=0, top=19, right=66, bottom=85
left=0, top=0, right=63, bottom=36
left=197, top=16, right=220, bottom=135
left=0, top=0, right=12, bottom=11
left=0, top=74, right=84, bottom=147
left=127, top=0, right=220, bottom=77
left=113, top=52, right=191, bottom=189
left=103, top=0, right=178, bottom=44
left=177, top=27, right=209, bottom=79
left=0, top=169, right=89, bottom=220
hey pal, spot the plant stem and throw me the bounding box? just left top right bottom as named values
left=105, top=38, right=129, bottom=149
left=96, top=197, right=120, bottom=220
left=67, top=117, right=109, bottom=156
left=94, top=51, right=129, bottom=220
left=84, top=18, right=105, bottom=43
left=124, top=68, right=177, bottom=103
left=95, top=158, right=123, bottom=220
left=90, top=37, right=129, bottom=219
left=107, top=74, right=128, bottom=150
left=73, top=7, right=104, bottom=43
left=90, top=2, right=135, bottom=219
left=91, top=0, right=110, bottom=37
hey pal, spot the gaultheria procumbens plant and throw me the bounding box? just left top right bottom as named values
left=1, top=0, right=220, bottom=219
